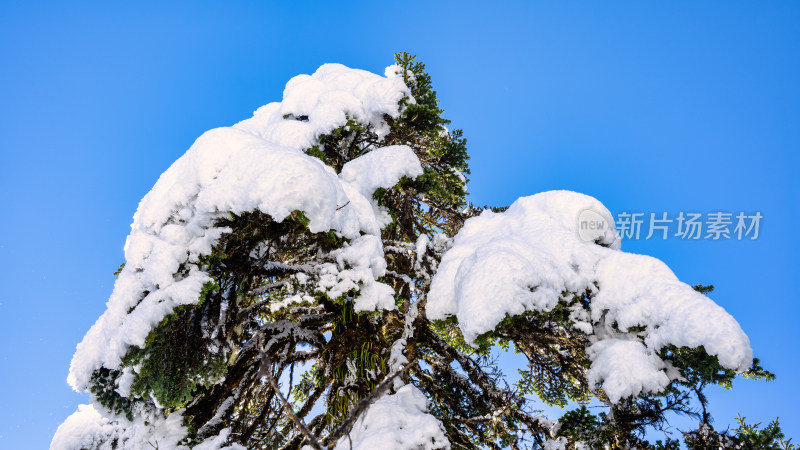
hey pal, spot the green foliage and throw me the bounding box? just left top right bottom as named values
left=289, top=210, right=311, bottom=228
left=120, top=293, right=228, bottom=410
left=90, top=283, right=225, bottom=418
left=430, top=316, right=492, bottom=357
left=293, top=362, right=325, bottom=405
left=682, top=416, right=795, bottom=450
left=327, top=340, right=387, bottom=423
left=734, top=415, right=796, bottom=450
left=516, top=365, right=590, bottom=408
left=558, top=406, right=601, bottom=443
left=692, top=284, right=715, bottom=295
left=499, top=297, right=592, bottom=407
left=89, top=368, right=134, bottom=421
left=383, top=52, right=471, bottom=236
left=309, top=119, right=368, bottom=171
left=651, top=438, right=681, bottom=450
left=663, top=345, right=773, bottom=391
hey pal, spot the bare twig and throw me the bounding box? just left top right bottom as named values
left=247, top=281, right=288, bottom=297
left=261, top=355, right=324, bottom=450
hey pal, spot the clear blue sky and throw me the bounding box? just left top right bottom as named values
left=1, top=1, right=798, bottom=448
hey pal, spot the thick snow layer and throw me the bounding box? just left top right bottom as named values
left=543, top=437, right=569, bottom=450
left=428, top=191, right=618, bottom=339
left=586, top=339, right=669, bottom=403
left=67, top=63, right=418, bottom=393
left=317, top=234, right=397, bottom=312
left=428, top=190, right=752, bottom=403
left=333, top=384, right=450, bottom=450
left=51, top=405, right=115, bottom=450
left=340, top=145, right=423, bottom=198
left=50, top=404, right=243, bottom=450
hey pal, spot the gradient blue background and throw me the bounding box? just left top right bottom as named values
left=1, top=1, right=798, bottom=448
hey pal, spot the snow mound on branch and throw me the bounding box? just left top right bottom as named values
left=586, top=339, right=669, bottom=403
left=428, top=191, right=618, bottom=337
left=67, top=64, right=419, bottom=392
left=340, top=144, right=422, bottom=198
left=428, top=190, right=752, bottom=403
left=333, top=384, right=450, bottom=450
left=50, top=404, right=244, bottom=450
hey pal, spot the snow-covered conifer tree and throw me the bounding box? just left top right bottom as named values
left=52, top=54, right=781, bottom=450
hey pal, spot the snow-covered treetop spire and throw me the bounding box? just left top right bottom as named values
left=54, top=55, right=765, bottom=450
left=68, top=63, right=419, bottom=393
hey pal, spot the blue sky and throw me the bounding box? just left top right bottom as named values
left=1, top=1, right=798, bottom=448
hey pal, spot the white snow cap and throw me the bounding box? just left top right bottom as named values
left=50, top=404, right=244, bottom=450
left=333, top=384, right=450, bottom=450
left=67, top=63, right=420, bottom=392
left=428, top=190, right=752, bottom=403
